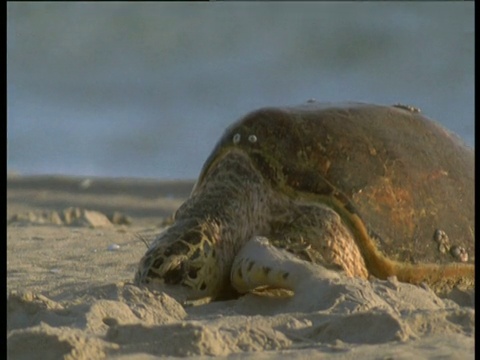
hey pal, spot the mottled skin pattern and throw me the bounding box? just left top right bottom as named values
left=135, top=102, right=474, bottom=302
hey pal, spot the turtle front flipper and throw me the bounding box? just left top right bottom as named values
left=231, top=236, right=340, bottom=294
left=231, top=202, right=373, bottom=294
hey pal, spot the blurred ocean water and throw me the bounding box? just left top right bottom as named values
left=7, top=3, right=474, bottom=180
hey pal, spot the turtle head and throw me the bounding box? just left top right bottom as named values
left=134, top=219, right=227, bottom=301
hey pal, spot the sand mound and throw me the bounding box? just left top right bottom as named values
left=7, top=176, right=474, bottom=359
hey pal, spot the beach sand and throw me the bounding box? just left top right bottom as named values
left=7, top=175, right=475, bottom=359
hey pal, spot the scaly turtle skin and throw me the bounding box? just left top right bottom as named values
left=134, top=102, right=474, bottom=302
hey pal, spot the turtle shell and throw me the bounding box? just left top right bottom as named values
left=198, top=102, right=474, bottom=266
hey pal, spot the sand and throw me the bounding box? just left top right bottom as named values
left=7, top=175, right=475, bottom=359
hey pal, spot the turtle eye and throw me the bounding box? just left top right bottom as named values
left=248, top=134, right=257, bottom=143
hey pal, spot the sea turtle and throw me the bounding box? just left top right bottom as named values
left=134, top=102, right=474, bottom=303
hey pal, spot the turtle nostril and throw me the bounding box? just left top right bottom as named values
left=164, top=264, right=184, bottom=285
